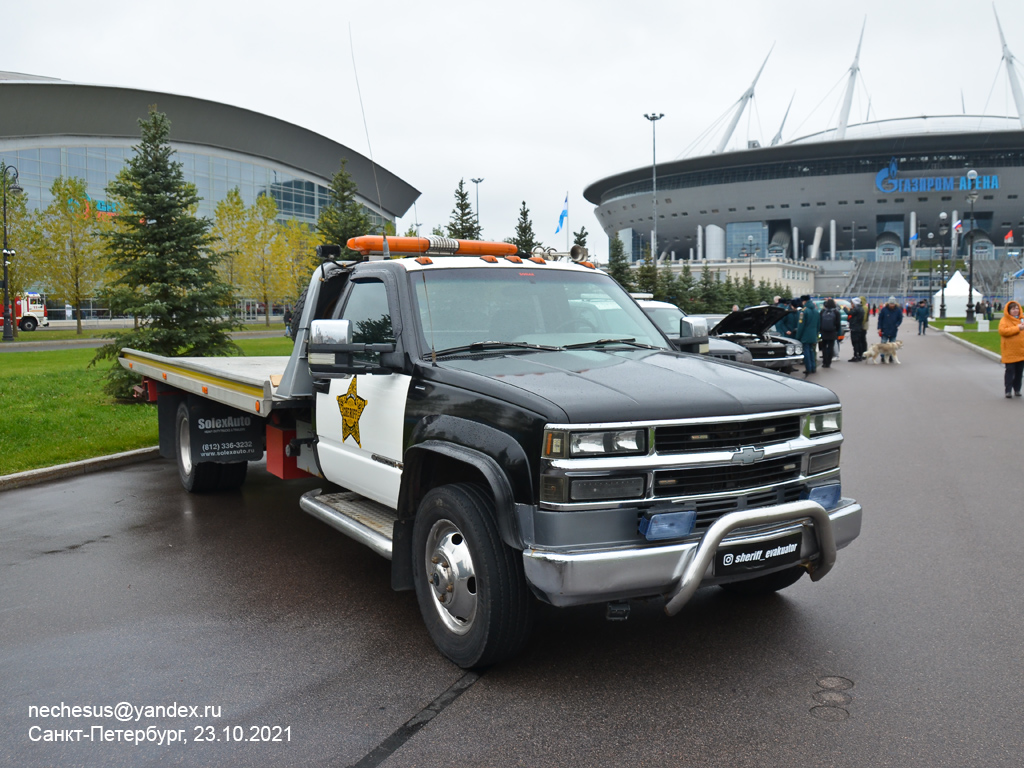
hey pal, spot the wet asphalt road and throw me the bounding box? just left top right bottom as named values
left=2, top=330, right=1023, bottom=767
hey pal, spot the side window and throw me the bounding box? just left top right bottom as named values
left=336, top=279, right=394, bottom=362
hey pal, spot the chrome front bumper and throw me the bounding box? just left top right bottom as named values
left=522, top=498, right=862, bottom=614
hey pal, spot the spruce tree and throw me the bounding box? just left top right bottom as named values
left=573, top=226, right=589, bottom=249
left=510, top=201, right=541, bottom=255
left=606, top=234, right=633, bottom=291
left=635, top=249, right=658, bottom=295
left=93, top=108, right=240, bottom=398
left=446, top=179, right=482, bottom=239
left=316, top=158, right=372, bottom=254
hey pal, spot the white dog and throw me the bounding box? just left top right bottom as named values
left=863, top=339, right=903, bottom=364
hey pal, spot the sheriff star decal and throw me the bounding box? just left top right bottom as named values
left=337, top=377, right=367, bottom=447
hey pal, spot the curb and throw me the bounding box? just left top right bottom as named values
left=0, top=447, right=161, bottom=493
left=940, top=329, right=1002, bottom=363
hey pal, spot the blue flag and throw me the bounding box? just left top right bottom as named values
left=909, top=232, right=918, bottom=241
left=555, top=194, right=568, bottom=234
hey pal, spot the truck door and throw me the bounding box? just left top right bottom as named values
left=314, top=276, right=411, bottom=508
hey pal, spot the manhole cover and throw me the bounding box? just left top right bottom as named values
left=810, top=705, right=850, bottom=721
left=817, top=676, right=854, bottom=691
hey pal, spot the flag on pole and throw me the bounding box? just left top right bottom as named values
left=909, top=232, right=918, bottom=241
left=954, top=219, right=963, bottom=233
left=555, top=194, right=568, bottom=234
left=1005, top=230, right=1014, bottom=244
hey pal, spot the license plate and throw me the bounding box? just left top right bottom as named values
left=715, top=531, right=803, bottom=575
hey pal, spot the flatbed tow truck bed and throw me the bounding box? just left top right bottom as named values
left=120, top=348, right=297, bottom=416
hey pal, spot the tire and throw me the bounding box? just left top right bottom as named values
left=217, top=461, right=248, bottom=491
left=412, top=484, right=534, bottom=668
left=20, top=316, right=38, bottom=332
left=719, top=565, right=806, bottom=596
left=174, top=402, right=223, bottom=493
left=289, top=288, right=307, bottom=341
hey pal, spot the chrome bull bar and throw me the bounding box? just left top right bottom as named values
left=663, top=499, right=836, bottom=616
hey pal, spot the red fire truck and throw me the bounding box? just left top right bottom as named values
left=8, top=293, right=49, bottom=331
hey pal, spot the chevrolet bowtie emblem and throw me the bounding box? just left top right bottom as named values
left=731, top=446, right=764, bottom=464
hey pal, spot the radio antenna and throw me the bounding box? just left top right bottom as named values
left=349, top=24, right=385, bottom=231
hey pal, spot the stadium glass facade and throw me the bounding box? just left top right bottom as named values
left=4, top=142, right=383, bottom=231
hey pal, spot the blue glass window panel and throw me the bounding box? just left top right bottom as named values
left=227, top=159, right=241, bottom=180
left=41, top=163, right=62, bottom=181
left=212, top=157, right=227, bottom=177
left=18, top=157, right=40, bottom=176
left=87, top=154, right=105, bottom=171
left=213, top=178, right=228, bottom=199
left=39, top=148, right=60, bottom=165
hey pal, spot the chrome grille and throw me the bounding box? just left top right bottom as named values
left=655, top=415, right=802, bottom=454
left=653, top=456, right=801, bottom=497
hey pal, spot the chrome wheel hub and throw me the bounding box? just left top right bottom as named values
left=424, top=519, right=477, bottom=634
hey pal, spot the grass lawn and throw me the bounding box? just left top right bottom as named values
left=6, top=322, right=288, bottom=343
left=0, top=337, right=295, bottom=476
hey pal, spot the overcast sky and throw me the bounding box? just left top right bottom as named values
left=7, top=1, right=1024, bottom=258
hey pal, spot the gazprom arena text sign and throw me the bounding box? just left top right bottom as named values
left=875, top=158, right=999, bottom=194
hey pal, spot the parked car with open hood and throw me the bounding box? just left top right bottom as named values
left=638, top=299, right=753, bottom=364
left=702, top=305, right=804, bottom=372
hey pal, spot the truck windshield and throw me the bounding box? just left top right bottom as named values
left=411, top=267, right=668, bottom=354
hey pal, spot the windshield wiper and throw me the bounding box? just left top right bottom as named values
left=562, top=338, right=659, bottom=350
left=432, top=341, right=561, bottom=357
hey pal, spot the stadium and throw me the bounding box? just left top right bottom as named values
left=584, top=16, right=1024, bottom=306
left=0, top=72, right=418, bottom=237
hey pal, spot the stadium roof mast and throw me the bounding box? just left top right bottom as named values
left=994, top=4, right=1024, bottom=128
left=714, top=44, right=773, bottom=154
left=835, top=19, right=866, bottom=141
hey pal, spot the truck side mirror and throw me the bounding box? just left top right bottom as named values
left=308, top=319, right=396, bottom=375
left=675, top=316, right=710, bottom=354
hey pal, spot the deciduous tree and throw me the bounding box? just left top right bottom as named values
left=35, top=177, right=108, bottom=334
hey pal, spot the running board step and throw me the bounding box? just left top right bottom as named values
left=299, top=489, right=397, bottom=560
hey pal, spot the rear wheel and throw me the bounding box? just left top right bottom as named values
left=175, top=402, right=223, bottom=493
left=412, top=484, right=534, bottom=668
left=719, top=565, right=805, bottom=596
left=20, top=316, right=38, bottom=332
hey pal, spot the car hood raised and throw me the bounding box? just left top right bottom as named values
left=710, top=305, right=790, bottom=336
left=434, top=348, right=835, bottom=423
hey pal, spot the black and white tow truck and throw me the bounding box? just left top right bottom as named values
left=119, top=236, right=862, bottom=668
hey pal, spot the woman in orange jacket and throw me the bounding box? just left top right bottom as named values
left=998, top=300, right=1024, bottom=398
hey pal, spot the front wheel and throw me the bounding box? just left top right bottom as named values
left=20, top=316, right=38, bottom=332
left=412, top=484, right=534, bottom=668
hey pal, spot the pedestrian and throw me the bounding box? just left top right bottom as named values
left=818, top=298, right=840, bottom=368
left=998, top=300, right=1024, bottom=398
left=795, top=294, right=820, bottom=375
left=283, top=307, right=293, bottom=338
left=914, top=299, right=930, bottom=335
left=848, top=296, right=867, bottom=361
left=984, top=299, right=993, bottom=321
left=877, top=296, right=903, bottom=363
left=776, top=298, right=800, bottom=337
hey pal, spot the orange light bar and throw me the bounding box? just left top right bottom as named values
left=347, top=235, right=518, bottom=257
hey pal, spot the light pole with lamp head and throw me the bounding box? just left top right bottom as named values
left=965, top=170, right=978, bottom=324
left=2, top=162, right=24, bottom=342
left=644, top=112, right=663, bottom=260
left=470, top=178, right=484, bottom=226
left=927, top=230, right=934, bottom=304
left=938, top=212, right=949, bottom=318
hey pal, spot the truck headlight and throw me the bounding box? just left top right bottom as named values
left=802, top=409, right=842, bottom=438
left=544, top=428, right=646, bottom=458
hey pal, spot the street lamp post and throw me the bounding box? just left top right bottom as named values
left=927, top=231, right=934, bottom=304
left=747, top=234, right=754, bottom=281
left=2, top=162, right=24, bottom=343
left=965, top=170, right=978, bottom=324
left=470, top=178, right=484, bottom=226
left=644, top=112, right=663, bottom=259
left=938, top=212, right=949, bottom=318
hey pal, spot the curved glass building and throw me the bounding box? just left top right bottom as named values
left=0, top=71, right=418, bottom=229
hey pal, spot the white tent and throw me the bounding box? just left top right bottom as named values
left=931, top=270, right=985, bottom=317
